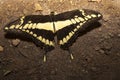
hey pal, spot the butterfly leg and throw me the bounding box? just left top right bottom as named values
left=43, top=46, right=50, bottom=62
left=43, top=53, right=47, bottom=62
left=43, top=48, right=48, bottom=62
left=68, top=48, right=74, bottom=60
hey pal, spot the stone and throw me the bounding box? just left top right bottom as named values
left=3, top=70, right=12, bottom=76
left=12, top=39, right=20, bottom=47
left=104, top=45, right=112, bottom=51
left=94, top=46, right=100, bottom=51
left=23, top=9, right=28, bottom=14
left=108, top=33, right=114, bottom=37
left=34, top=3, right=43, bottom=11
left=98, top=28, right=102, bottom=31
left=118, top=34, right=120, bottom=37
left=0, top=46, right=4, bottom=52
left=91, top=66, right=97, bottom=72
left=88, top=0, right=102, bottom=3
left=99, top=49, right=105, bottom=54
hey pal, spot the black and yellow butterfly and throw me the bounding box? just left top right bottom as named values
left=4, top=9, right=102, bottom=62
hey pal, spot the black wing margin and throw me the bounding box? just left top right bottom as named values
left=55, top=9, right=102, bottom=50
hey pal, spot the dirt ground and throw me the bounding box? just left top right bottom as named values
left=0, top=0, right=120, bottom=80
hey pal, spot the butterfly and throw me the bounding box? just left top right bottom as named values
left=4, top=9, right=102, bottom=62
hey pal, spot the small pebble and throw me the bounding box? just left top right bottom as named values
left=91, top=66, right=97, bottom=72
left=88, top=0, right=102, bottom=3
left=118, top=34, right=120, bottom=37
left=60, top=0, right=63, bottom=2
left=99, top=49, right=105, bottom=54
left=23, top=9, right=29, bottom=14
left=0, top=46, right=3, bottom=52
left=103, top=34, right=111, bottom=39
left=38, top=0, right=43, bottom=1
left=81, top=69, right=88, bottom=73
left=3, top=70, right=12, bottom=76
left=51, top=70, right=56, bottom=75
left=94, top=46, right=100, bottom=51
left=108, top=33, right=114, bottom=37
left=104, top=45, right=112, bottom=50
left=98, top=28, right=102, bottom=31
left=0, top=46, right=4, bottom=52
left=116, top=53, right=120, bottom=57
left=103, top=14, right=110, bottom=22
left=12, top=39, right=20, bottom=47
left=34, top=3, right=43, bottom=11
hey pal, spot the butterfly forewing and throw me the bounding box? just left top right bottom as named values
left=4, top=15, right=55, bottom=51
left=54, top=9, right=102, bottom=50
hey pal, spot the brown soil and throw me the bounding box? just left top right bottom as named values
left=0, top=0, right=120, bottom=80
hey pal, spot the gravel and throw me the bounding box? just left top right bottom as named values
left=0, top=45, right=4, bottom=52
left=11, top=39, right=21, bottom=47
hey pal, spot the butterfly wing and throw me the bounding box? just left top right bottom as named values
left=4, top=15, right=55, bottom=51
left=54, top=9, right=102, bottom=50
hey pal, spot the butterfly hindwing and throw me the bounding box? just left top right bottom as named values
left=55, top=9, right=102, bottom=50
left=4, top=15, right=55, bottom=51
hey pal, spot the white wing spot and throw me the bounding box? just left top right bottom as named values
left=60, top=31, right=75, bottom=45
left=59, top=40, right=63, bottom=45
left=23, top=24, right=29, bottom=29
left=84, top=17, right=88, bottom=20
left=20, top=16, right=25, bottom=25
left=19, top=26, right=22, bottom=29
left=66, top=36, right=70, bottom=41
left=74, top=28, right=77, bottom=32
left=10, top=25, right=15, bottom=29
left=49, top=41, right=54, bottom=46
left=79, top=10, right=86, bottom=16
left=26, top=30, right=29, bottom=33
left=91, top=14, right=97, bottom=17
left=74, top=18, right=80, bottom=23
left=46, top=39, right=49, bottom=45
left=75, top=15, right=78, bottom=17
left=38, top=36, right=42, bottom=41
left=79, top=23, right=83, bottom=26
left=98, top=14, right=101, bottom=17
left=29, top=31, right=33, bottom=35
left=71, top=19, right=76, bottom=24
left=86, top=15, right=92, bottom=19
left=42, top=38, right=46, bottom=43
left=5, top=27, right=9, bottom=30
left=32, top=23, right=37, bottom=29
left=78, top=17, right=84, bottom=22
left=15, top=25, right=20, bottom=29
left=69, top=32, right=73, bottom=37
left=63, top=38, right=67, bottom=43
left=28, top=21, right=32, bottom=23
left=33, top=34, right=37, bottom=37
left=28, top=24, right=33, bottom=29
left=77, top=25, right=80, bottom=28
left=22, top=30, right=25, bottom=32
